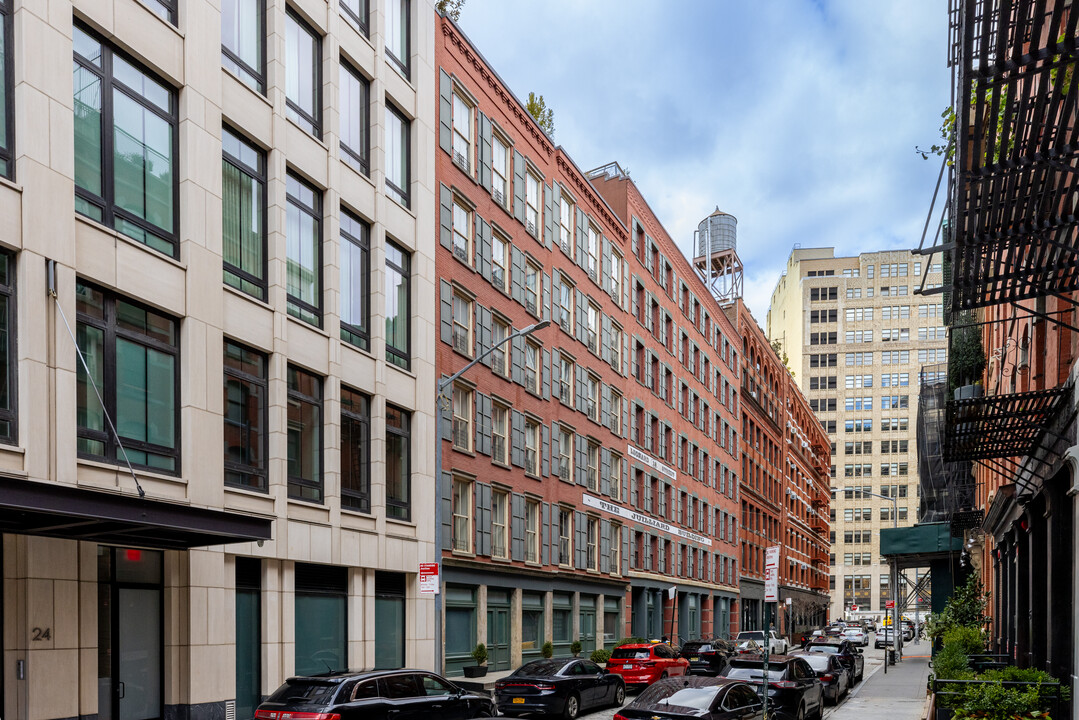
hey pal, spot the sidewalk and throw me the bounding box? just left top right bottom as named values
left=829, top=652, right=931, bottom=720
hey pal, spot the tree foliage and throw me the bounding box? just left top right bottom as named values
left=435, top=0, right=464, bottom=21
left=771, top=339, right=794, bottom=377
left=526, top=92, right=555, bottom=137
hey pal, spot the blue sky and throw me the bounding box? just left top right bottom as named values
left=456, top=0, right=949, bottom=321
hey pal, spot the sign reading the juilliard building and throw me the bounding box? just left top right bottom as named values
left=582, top=493, right=713, bottom=547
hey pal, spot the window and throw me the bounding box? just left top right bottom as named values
left=524, top=417, right=539, bottom=476
left=285, top=11, right=321, bottom=137
left=525, top=499, right=540, bottom=563
left=286, top=366, right=322, bottom=502
left=452, top=199, right=471, bottom=264
left=491, top=316, right=509, bottom=377
left=222, top=0, right=264, bottom=91
left=74, top=26, right=178, bottom=255
left=452, top=92, right=472, bottom=172
left=587, top=374, right=600, bottom=421
left=286, top=173, right=322, bottom=326
left=448, top=291, right=475, bottom=358
left=586, top=303, right=600, bottom=354
left=77, top=282, right=178, bottom=471
left=385, top=0, right=410, bottom=78
left=610, top=323, right=623, bottom=371
left=610, top=248, right=623, bottom=302
left=492, top=136, right=508, bottom=206
left=452, top=477, right=472, bottom=552
left=385, top=241, right=411, bottom=370
left=610, top=451, right=623, bottom=498
left=340, top=386, right=371, bottom=512
left=587, top=517, right=599, bottom=570
left=558, top=277, right=574, bottom=332
left=340, top=210, right=370, bottom=350
left=339, top=61, right=370, bottom=174
left=491, top=232, right=508, bottom=291
left=492, top=403, right=508, bottom=465
left=385, top=404, right=411, bottom=520
left=339, top=0, right=368, bottom=34
left=586, top=227, right=599, bottom=280
left=609, top=388, right=623, bottom=434
left=559, top=354, right=574, bottom=405
left=525, top=172, right=539, bottom=235
left=492, top=489, right=509, bottom=558
left=385, top=104, right=411, bottom=207
left=452, top=385, right=472, bottom=451
left=558, top=508, right=572, bottom=566
left=0, top=0, right=11, bottom=178
left=587, top=441, right=600, bottom=491
left=524, top=260, right=540, bottom=315
left=558, top=425, right=574, bottom=481
left=223, top=340, right=267, bottom=490
left=222, top=129, right=267, bottom=298
left=559, top=197, right=574, bottom=254
left=524, top=340, right=540, bottom=394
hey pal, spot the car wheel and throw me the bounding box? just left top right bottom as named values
left=613, top=684, right=626, bottom=707
left=563, top=693, right=580, bottom=720
left=795, top=703, right=806, bottom=720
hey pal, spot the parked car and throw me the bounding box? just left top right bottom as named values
left=734, top=630, right=788, bottom=655
left=823, top=625, right=844, bottom=637
left=798, top=629, right=825, bottom=647
left=606, top=643, right=690, bottom=688
left=722, top=655, right=825, bottom=720
left=494, top=657, right=624, bottom=719
left=613, top=676, right=766, bottom=720
left=791, top=651, right=849, bottom=704
left=875, top=628, right=896, bottom=649
left=803, top=639, right=864, bottom=682
left=256, top=669, right=495, bottom=720
left=841, top=627, right=868, bottom=647
left=680, top=639, right=734, bottom=676
left=901, top=620, right=916, bottom=641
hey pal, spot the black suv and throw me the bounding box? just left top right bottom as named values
left=722, top=655, right=824, bottom=720
left=680, top=639, right=734, bottom=676
left=802, top=639, right=864, bottom=683
left=256, top=669, right=495, bottom=720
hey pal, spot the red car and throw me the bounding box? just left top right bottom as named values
left=606, top=643, right=690, bottom=688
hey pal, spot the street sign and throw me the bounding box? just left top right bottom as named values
left=764, top=546, right=780, bottom=602
left=886, top=600, right=895, bottom=609
left=419, top=563, right=440, bottom=594
left=850, top=605, right=858, bottom=612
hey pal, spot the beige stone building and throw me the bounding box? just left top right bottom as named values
left=0, top=0, right=437, bottom=718
left=767, top=248, right=944, bottom=621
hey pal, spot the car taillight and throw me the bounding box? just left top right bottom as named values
left=770, top=681, right=797, bottom=689
left=821, top=674, right=835, bottom=681
left=256, top=713, right=339, bottom=720
left=614, top=715, right=629, bottom=720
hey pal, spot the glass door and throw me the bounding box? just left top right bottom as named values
left=98, top=547, right=163, bottom=720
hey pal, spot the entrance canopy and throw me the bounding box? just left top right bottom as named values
left=0, top=477, right=272, bottom=548
left=880, top=522, right=963, bottom=570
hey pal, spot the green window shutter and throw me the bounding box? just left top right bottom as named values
left=478, top=111, right=492, bottom=190
left=543, top=184, right=554, bottom=249
left=439, top=183, right=453, bottom=249
left=439, top=280, right=453, bottom=345
left=513, top=150, right=526, bottom=223
left=438, top=70, right=453, bottom=154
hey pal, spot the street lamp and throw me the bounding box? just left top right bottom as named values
left=432, top=319, right=550, bottom=673
left=859, top=489, right=900, bottom=671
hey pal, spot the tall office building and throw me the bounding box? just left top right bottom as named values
left=0, top=0, right=438, bottom=718
left=767, top=248, right=944, bottom=620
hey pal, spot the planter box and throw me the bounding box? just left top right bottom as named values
left=462, top=665, right=487, bottom=678
left=954, top=384, right=984, bottom=401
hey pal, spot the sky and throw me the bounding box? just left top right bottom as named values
left=456, top=0, right=950, bottom=324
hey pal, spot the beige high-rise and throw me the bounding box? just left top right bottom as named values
left=0, top=0, right=437, bottom=718
left=767, top=248, right=945, bottom=621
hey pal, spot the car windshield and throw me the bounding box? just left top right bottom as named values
left=726, top=667, right=785, bottom=682
left=737, top=631, right=765, bottom=642
left=266, top=680, right=340, bottom=705
left=799, top=655, right=832, bottom=672
left=653, top=687, right=723, bottom=710
left=806, top=644, right=841, bottom=654
left=515, top=659, right=570, bottom=676
left=682, top=642, right=711, bottom=653
left=612, top=647, right=652, bottom=660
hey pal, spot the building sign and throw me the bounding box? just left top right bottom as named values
left=764, top=546, right=780, bottom=602
left=581, top=493, right=712, bottom=547
left=419, top=563, right=440, bottom=594
left=627, top=444, right=677, bottom=481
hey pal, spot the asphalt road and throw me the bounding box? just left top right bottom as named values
left=580, top=637, right=893, bottom=720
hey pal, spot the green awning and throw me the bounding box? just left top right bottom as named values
left=880, top=522, right=963, bottom=569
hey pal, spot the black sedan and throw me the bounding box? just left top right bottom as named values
left=802, top=638, right=864, bottom=682
left=681, top=639, right=734, bottom=676
left=256, top=669, right=494, bottom=720
left=721, top=655, right=824, bottom=720
left=494, top=657, right=624, bottom=719
left=613, top=676, right=766, bottom=720
left=791, top=651, right=849, bottom=704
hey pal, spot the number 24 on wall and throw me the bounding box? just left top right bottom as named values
left=31, top=627, right=51, bottom=641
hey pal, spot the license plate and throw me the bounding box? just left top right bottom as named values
left=690, top=657, right=699, bottom=661
left=625, top=665, right=635, bottom=670
left=512, top=698, right=525, bottom=704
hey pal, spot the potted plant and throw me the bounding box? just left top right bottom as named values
left=463, top=643, right=488, bottom=678
left=590, top=648, right=611, bottom=665
left=541, top=641, right=554, bottom=659
left=570, top=640, right=582, bottom=657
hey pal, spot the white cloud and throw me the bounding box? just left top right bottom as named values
left=457, top=0, right=948, bottom=324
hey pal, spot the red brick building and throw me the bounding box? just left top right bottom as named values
left=435, top=17, right=743, bottom=675
left=591, top=164, right=743, bottom=642
left=727, top=298, right=830, bottom=636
